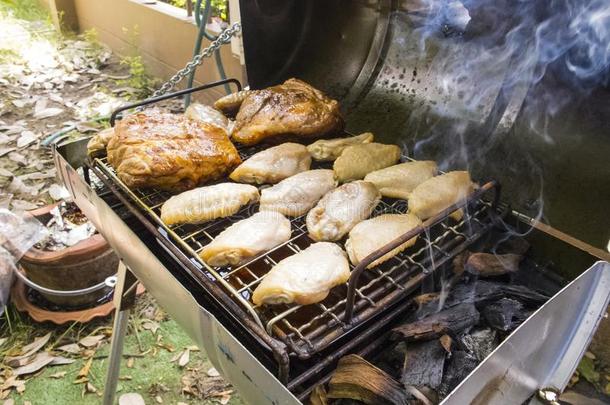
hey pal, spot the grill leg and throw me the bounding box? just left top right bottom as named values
left=103, top=262, right=138, bottom=405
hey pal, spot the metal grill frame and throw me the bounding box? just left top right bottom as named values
left=91, top=79, right=505, bottom=364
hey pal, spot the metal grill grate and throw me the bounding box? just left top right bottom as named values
left=92, top=148, right=501, bottom=359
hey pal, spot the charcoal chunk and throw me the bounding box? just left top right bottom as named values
left=392, top=303, right=480, bottom=342
left=465, top=253, right=522, bottom=277
left=438, top=351, right=479, bottom=398
left=401, top=340, right=446, bottom=390
left=461, top=328, right=498, bottom=361
left=482, top=298, right=524, bottom=331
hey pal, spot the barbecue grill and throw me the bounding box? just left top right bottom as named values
left=53, top=1, right=610, bottom=404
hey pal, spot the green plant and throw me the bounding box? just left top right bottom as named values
left=0, top=0, right=50, bottom=22
left=210, top=0, right=229, bottom=21
left=119, top=55, right=153, bottom=97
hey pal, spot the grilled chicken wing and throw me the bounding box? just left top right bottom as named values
left=259, top=169, right=337, bottom=217
left=230, top=79, right=344, bottom=146
left=199, top=212, right=291, bottom=267
left=333, top=143, right=401, bottom=182
left=229, top=143, right=311, bottom=184
left=160, top=183, right=259, bottom=226
left=306, top=181, right=380, bottom=242
left=364, top=161, right=438, bottom=200
left=345, top=213, right=422, bottom=269
left=87, top=127, right=115, bottom=155
left=184, top=103, right=230, bottom=133
left=408, top=171, right=474, bottom=220
left=252, top=242, right=350, bottom=306
left=107, top=111, right=241, bottom=191
left=214, top=90, right=254, bottom=117
left=307, top=132, right=374, bottom=162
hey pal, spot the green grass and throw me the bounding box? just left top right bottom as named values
left=4, top=315, right=244, bottom=405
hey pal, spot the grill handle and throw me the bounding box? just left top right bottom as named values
left=109, top=78, right=242, bottom=126
left=344, top=180, right=501, bottom=324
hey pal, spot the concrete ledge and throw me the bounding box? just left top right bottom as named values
left=46, top=0, right=244, bottom=104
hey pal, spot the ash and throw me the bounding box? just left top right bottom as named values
left=34, top=202, right=96, bottom=251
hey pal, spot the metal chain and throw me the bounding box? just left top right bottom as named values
left=151, top=22, right=241, bottom=98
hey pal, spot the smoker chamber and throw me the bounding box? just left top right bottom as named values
left=53, top=0, right=610, bottom=403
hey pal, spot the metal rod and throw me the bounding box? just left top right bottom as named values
left=13, top=270, right=115, bottom=297
left=344, top=181, right=500, bottom=324
left=109, top=78, right=242, bottom=126
left=102, top=308, right=130, bottom=405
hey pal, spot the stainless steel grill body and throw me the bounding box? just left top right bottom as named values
left=52, top=1, right=610, bottom=400
left=56, top=133, right=609, bottom=403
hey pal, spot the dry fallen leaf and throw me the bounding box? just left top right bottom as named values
left=78, top=357, right=93, bottom=378
left=141, top=320, right=160, bottom=335
left=3, top=398, right=15, bottom=405
left=85, top=382, right=97, bottom=394
left=126, top=357, right=134, bottom=368
left=57, top=343, right=81, bottom=354
left=78, top=335, right=104, bottom=348
left=48, top=371, right=67, bottom=379
left=0, top=147, right=16, bottom=157
left=207, top=367, right=220, bottom=377
left=12, top=332, right=51, bottom=360
left=12, top=352, right=55, bottom=376
left=155, top=395, right=163, bottom=404
left=219, top=394, right=232, bottom=405
left=178, top=349, right=190, bottom=368
left=0, top=338, right=7, bottom=347
left=49, top=356, right=76, bottom=366
left=16, top=131, right=38, bottom=148
left=118, top=393, right=146, bottom=405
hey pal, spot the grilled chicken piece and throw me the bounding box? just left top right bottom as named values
left=333, top=143, right=401, bottom=183
left=307, top=132, right=374, bottom=162
left=306, top=181, right=381, bottom=242
left=230, top=79, right=344, bottom=146
left=160, top=183, right=259, bottom=226
left=346, top=213, right=422, bottom=269
left=214, top=90, right=254, bottom=117
left=364, top=161, right=438, bottom=200
left=87, top=127, right=115, bottom=155
left=259, top=169, right=337, bottom=217
left=252, top=242, right=350, bottom=306
left=184, top=103, right=230, bottom=133
left=408, top=171, right=475, bottom=221
left=229, top=143, right=311, bottom=184
left=199, top=212, right=291, bottom=267
left=107, top=111, right=241, bottom=191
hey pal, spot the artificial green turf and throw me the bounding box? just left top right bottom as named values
left=6, top=318, right=244, bottom=405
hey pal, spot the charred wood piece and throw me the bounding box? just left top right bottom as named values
left=392, top=303, right=480, bottom=342
left=465, top=253, right=522, bottom=277
left=461, top=328, right=498, bottom=361
left=482, top=298, right=525, bottom=331
left=501, top=284, right=549, bottom=306
left=328, top=355, right=409, bottom=405
left=444, top=280, right=548, bottom=309
left=401, top=340, right=446, bottom=390
left=438, top=350, right=479, bottom=399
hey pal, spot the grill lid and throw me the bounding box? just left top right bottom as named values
left=239, top=0, right=610, bottom=251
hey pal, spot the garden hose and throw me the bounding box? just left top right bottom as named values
left=184, top=0, right=231, bottom=107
